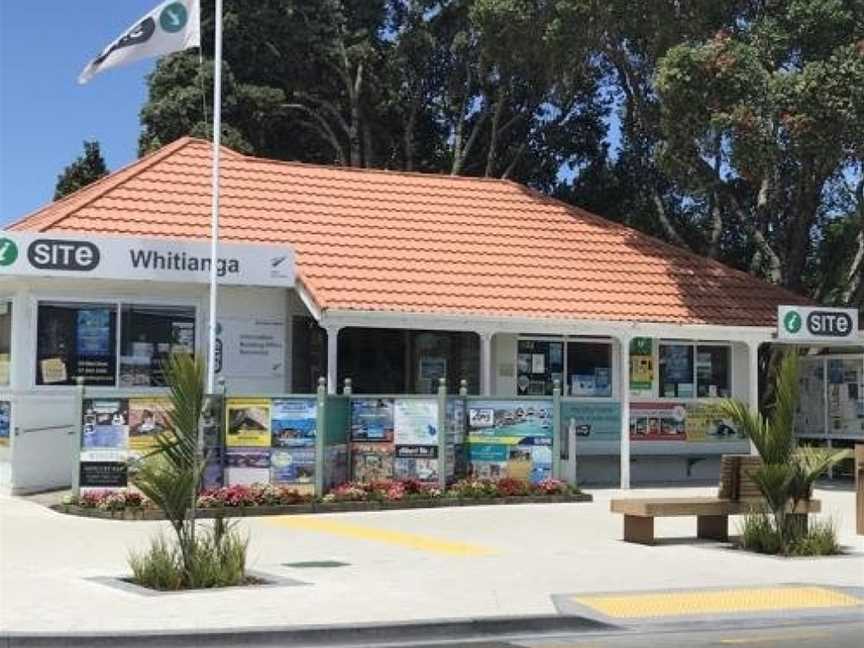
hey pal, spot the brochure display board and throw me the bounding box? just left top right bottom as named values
left=797, top=355, right=864, bottom=440
left=466, top=399, right=554, bottom=483
left=323, top=395, right=350, bottom=489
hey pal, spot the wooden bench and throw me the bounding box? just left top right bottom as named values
left=610, top=455, right=822, bottom=545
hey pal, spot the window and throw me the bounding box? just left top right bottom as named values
left=566, top=342, right=612, bottom=397
left=36, top=302, right=117, bottom=386
left=119, top=305, right=196, bottom=386
left=696, top=345, right=731, bottom=398
left=659, top=342, right=730, bottom=399
left=36, top=300, right=196, bottom=388
left=0, top=300, right=11, bottom=386
left=517, top=339, right=564, bottom=395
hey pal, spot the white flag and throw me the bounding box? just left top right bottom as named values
left=78, top=0, right=200, bottom=84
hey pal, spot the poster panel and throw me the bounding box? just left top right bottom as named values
left=128, top=398, right=171, bottom=451
left=796, top=359, right=826, bottom=436
left=202, top=448, right=223, bottom=489
left=81, top=399, right=129, bottom=450
left=225, top=447, right=270, bottom=485
left=271, top=399, right=317, bottom=447
left=271, top=447, right=315, bottom=484
left=323, top=444, right=349, bottom=489
left=827, top=358, right=864, bottom=438
left=560, top=401, right=621, bottom=442
left=467, top=400, right=553, bottom=439
left=79, top=459, right=127, bottom=490
left=0, top=401, right=9, bottom=447
left=351, top=442, right=394, bottom=482
left=684, top=402, right=742, bottom=442
left=394, top=399, right=438, bottom=446
left=225, top=398, right=271, bottom=447
left=350, top=398, right=394, bottom=442
left=629, top=402, right=686, bottom=441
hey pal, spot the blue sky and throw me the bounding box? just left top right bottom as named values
left=0, top=1, right=160, bottom=225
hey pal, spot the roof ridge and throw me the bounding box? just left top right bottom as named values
left=232, top=146, right=520, bottom=185
left=6, top=136, right=205, bottom=232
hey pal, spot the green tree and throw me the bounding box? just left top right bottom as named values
left=655, top=0, right=864, bottom=292
left=54, top=141, right=109, bottom=200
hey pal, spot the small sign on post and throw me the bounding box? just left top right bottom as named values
left=777, top=305, right=859, bottom=342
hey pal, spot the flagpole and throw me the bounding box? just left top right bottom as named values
left=206, top=0, right=223, bottom=394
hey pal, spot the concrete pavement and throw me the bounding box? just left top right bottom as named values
left=1, top=486, right=862, bottom=636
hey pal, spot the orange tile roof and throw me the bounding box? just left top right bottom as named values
left=6, top=137, right=809, bottom=327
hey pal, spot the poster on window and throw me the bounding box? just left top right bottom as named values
left=225, top=398, right=271, bottom=447
left=76, top=308, right=112, bottom=356
left=629, top=338, right=653, bottom=394
left=351, top=442, right=394, bottom=482
left=0, top=401, right=10, bottom=447
left=560, top=401, right=621, bottom=443
left=81, top=399, right=129, bottom=450
left=215, top=317, right=285, bottom=378
left=271, top=447, right=315, bottom=484
left=128, top=398, right=171, bottom=450
left=394, top=399, right=438, bottom=446
left=271, top=399, right=317, bottom=447
left=629, top=402, right=686, bottom=441
left=350, top=398, right=394, bottom=441
left=226, top=448, right=271, bottom=485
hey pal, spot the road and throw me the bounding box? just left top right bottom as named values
left=366, top=620, right=864, bottom=648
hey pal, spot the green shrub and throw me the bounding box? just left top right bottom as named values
left=789, top=518, right=841, bottom=557
left=737, top=512, right=841, bottom=557
left=129, top=520, right=248, bottom=591
left=738, top=511, right=782, bottom=554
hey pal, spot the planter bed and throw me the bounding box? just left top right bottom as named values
left=56, top=492, right=592, bottom=521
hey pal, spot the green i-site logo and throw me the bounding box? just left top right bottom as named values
left=783, top=310, right=802, bottom=334
left=0, top=238, right=18, bottom=267
left=159, top=2, right=189, bottom=33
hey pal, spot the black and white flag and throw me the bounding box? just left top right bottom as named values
left=78, top=0, right=200, bottom=84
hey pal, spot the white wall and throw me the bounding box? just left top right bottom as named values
left=0, top=277, right=299, bottom=492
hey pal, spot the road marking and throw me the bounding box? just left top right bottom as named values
left=571, top=586, right=862, bottom=619
left=269, top=516, right=496, bottom=556
left=719, top=632, right=830, bottom=644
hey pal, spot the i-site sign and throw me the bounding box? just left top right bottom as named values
left=0, top=231, right=295, bottom=288
left=777, top=305, right=859, bottom=342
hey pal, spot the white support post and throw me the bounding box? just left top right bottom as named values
left=479, top=332, right=493, bottom=396
left=747, top=341, right=760, bottom=457
left=619, top=335, right=631, bottom=489
left=325, top=325, right=341, bottom=395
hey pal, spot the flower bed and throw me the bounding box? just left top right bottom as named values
left=59, top=478, right=590, bottom=520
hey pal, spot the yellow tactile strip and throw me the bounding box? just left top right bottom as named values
left=270, top=516, right=496, bottom=557
left=572, top=586, right=862, bottom=619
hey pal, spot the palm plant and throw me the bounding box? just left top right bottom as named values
left=718, top=350, right=850, bottom=551
left=130, top=354, right=208, bottom=574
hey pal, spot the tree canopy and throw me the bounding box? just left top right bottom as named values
left=54, top=140, right=109, bottom=200
left=135, top=0, right=864, bottom=310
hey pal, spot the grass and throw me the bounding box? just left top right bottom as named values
left=737, top=512, right=842, bottom=557
left=129, top=521, right=249, bottom=591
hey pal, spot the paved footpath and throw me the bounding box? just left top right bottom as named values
left=1, top=486, right=862, bottom=636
